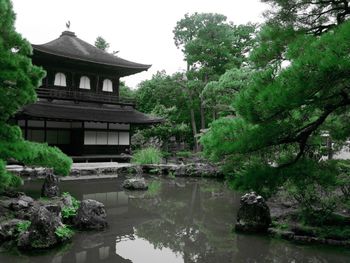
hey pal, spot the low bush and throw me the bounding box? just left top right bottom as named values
left=132, top=147, right=162, bottom=164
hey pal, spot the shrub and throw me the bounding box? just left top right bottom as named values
left=0, top=140, right=72, bottom=176
left=132, top=147, right=162, bottom=164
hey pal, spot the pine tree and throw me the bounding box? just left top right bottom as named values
left=0, top=0, right=72, bottom=191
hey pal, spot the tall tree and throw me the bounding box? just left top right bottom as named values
left=94, top=36, right=110, bottom=51
left=0, top=0, right=71, bottom=191
left=173, top=13, right=256, bottom=149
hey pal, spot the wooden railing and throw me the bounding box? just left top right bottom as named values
left=37, top=87, right=135, bottom=106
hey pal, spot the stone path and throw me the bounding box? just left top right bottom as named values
left=6, top=162, right=134, bottom=181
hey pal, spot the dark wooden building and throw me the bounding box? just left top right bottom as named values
left=15, top=30, right=161, bottom=160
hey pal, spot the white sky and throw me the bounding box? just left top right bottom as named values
left=12, top=0, right=268, bottom=89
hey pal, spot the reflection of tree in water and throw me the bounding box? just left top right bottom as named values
left=131, top=179, right=238, bottom=262
left=131, top=179, right=350, bottom=263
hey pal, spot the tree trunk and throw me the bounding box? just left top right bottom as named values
left=190, top=107, right=199, bottom=152
left=200, top=96, right=205, bottom=130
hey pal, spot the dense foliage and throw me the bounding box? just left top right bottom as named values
left=0, top=0, right=72, bottom=191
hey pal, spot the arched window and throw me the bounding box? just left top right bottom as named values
left=102, top=79, right=113, bottom=92
left=54, top=72, right=66, bottom=87
left=79, top=76, right=90, bottom=90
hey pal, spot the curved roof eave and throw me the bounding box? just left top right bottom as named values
left=33, top=46, right=152, bottom=71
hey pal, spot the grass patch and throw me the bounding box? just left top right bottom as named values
left=132, top=147, right=162, bottom=164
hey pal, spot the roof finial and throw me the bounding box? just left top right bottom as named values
left=66, top=21, right=71, bottom=30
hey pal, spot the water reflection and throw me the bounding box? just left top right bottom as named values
left=0, top=178, right=349, bottom=263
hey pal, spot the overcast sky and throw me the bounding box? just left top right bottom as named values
left=12, top=0, right=268, bottom=89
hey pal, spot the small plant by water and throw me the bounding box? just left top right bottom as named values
left=16, top=220, right=31, bottom=233
left=62, top=192, right=80, bottom=219
left=132, top=147, right=162, bottom=164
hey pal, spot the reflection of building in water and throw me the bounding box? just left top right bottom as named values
left=75, top=251, right=87, bottom=263
left=99, top=246, right=110, bottom=260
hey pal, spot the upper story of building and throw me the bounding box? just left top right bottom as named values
left=32, top=31, right=151, bottom=107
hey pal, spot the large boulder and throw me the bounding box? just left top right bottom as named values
left=73, top=199, right=107, bottom=230
left=235, top=192, right=272, bottom=233
left=122, top=177, right=148, bottom=190
left=17, top=206, right=66, bottom=250
left=41, top=173, right=60, bottom=198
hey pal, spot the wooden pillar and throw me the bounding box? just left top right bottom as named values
left=96, top=75, right=100, bottom=93
left=71, top=72, right=75, bottom=88
left=115, top=78, right=120, bottom=97
left=44, top=120, right=47, bottom=142
left=24, top=119, right=28, bottom=139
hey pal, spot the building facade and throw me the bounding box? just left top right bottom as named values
left=15, top=31, right=161, bottom=160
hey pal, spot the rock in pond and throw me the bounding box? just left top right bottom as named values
left=17, top=206, right=68, bottom=250
left=235, top=192, right=272, bottom=233
left=122, top=177, right=148, bottom=190
left=74, top=199, right=107, bottom=230
left=41, top=173, right=60, bottom=198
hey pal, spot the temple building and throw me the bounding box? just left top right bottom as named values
left=15, top=30, right=161, bottom=161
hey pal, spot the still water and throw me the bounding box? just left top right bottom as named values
left=1, top=177, right=350, bottom=263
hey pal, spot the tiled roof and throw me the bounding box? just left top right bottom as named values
left=19, top=100, right=162, bottom=124
left=32, top=31, right=151, bottom=76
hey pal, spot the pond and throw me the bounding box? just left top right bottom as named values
left=1, top=177, right=350, bottom=263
